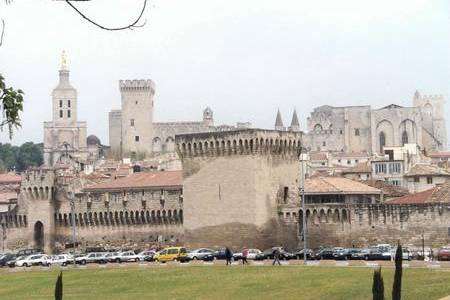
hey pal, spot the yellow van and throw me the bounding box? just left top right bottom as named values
left=154, top=247, right=188, bottom=263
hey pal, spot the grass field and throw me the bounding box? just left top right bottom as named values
left=1, top=265, right=450, bottom=300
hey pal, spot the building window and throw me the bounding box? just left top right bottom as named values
left=427, top=177, right=433, bottom=184
left=379, top=132, right=386, bottom=153
left=347, top=160, right=351, bottom=165
left=283, top=187, right=289, bottom=203
left=340, top=130, right=343, bottom=134
left=68, top=100, right=71, bottom=108
left=321, top=162, right=325, bottom=166
left=414, top=176, right=419, bottom=183
left=130, top=119, right=135, bottom=127
left=402, top=131, right=408, bottom=146
left=338, top=159, right=341, bottom=163
left=355, top=128, right=360, bottom=136
left=355, top=159, right=359, bottom=163
left=67, top=110, right=71, bottom=118
left=59, top=100, right=63, bottom=108
left=135, top=101, right=138, bottom=105
left=135, top=136, right=140, bottom=142
left=59, top=110, right=63, bottom=118
left=322, top=141, right=326, bottom=146
left=375, top=163, right=386, bottom=174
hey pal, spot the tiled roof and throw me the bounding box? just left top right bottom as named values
left=428, top=151, right=450, bottom=158
left=0, top=191, right=18, bottom=202
left=387, top=181, right=450, bottom=204
left=84, top=171, right=182, bottom=192
left=341, top=162, right=372, bottom=174
left=310, top=152, right=327, bottom=161
left=363, top=180, right=409, bottom=198
left=305, top=177, right=381, bottom=195
left=404, top=163, right=450, bottom=177
left=332, top=152, right=370, bottom=158
left=0, top=173, right=21, bottom=184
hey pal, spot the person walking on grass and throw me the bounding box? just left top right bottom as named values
left=272, top=248, right=281, bottom=266
left=242, top=248, right=249, bottom=265
left=225, top=247, right=233, bottom=266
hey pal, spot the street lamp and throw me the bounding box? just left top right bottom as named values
left=298, top=146, right=308, bottom=264
left=68, top=190, right=77, bottom=266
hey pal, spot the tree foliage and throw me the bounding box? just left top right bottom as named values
left=0, top=74, right=24, bottom=138
left=392, top=243, right=403, bottom=300
left=372, top=267, right=385, bottom=300
left=55, top=271, right=63, bottom=300
left=0, top=142, right=43, bottom=172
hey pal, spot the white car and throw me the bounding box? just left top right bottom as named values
left=117, top=251, right=140, bottom=263
left=46, top=254, right=73, bottom=266
left=75, top=252, right=108, bottom=265
left=187, top=248, right=214, bottom=260
left=16, top=254, right=50, bottom=267
left=105, top=252, right=122, bottom=263
left=233, top=249, right=262, bottom=260
left=137, top=250, right=155, bottom=262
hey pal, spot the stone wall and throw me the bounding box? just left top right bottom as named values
left=177, top=129, right=302, bottom=250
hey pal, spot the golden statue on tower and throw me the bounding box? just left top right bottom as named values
left=61, top=50, right=68, bottom=71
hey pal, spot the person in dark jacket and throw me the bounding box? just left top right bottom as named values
left=272, top=248, right=281, bottom=266
left=225, top=247, right=233, bottom=265
left=242, top=248, right=249, bottom=265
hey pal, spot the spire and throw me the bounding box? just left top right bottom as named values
left=275, top=109, right=285, bottom=131
left=289, top=109, right=300, bottom=132
left=414, top=90, right=421, bottom=99
left=61, top=50, right=68, bottom=71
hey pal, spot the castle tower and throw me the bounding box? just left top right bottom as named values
left=119, top=79, right=155, bottom=157
left=203, top=107, right=214, bottom=127
left=43, top=52, right=88, bottom=166
left=288, top=109, right=300, bottom=132
left=413, top=90, right=447, bottom=151
left=275, top=109, right=285, bottom=131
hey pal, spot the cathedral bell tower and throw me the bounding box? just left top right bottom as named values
left=52, top=51, right=77, bottom=125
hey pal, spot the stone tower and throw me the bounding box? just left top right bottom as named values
left=289, top=109, right=300, bottom=132
left=203, top=107, right=214, bottom=127
left=413, top=90, right=447, bottom=151
left=275, top=109, right=285, bottom=131
left=119, top=79, right=155, bottom=157
left=43, top=52, right=88, bottom=166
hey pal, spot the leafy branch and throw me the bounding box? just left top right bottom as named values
left=0, top=74, right=24, bottom=138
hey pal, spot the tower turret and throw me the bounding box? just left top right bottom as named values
left=275, top=109, right=285, bottom=131
left=288, top=109, right=300, bottom=132
left=203, top=107, right=214, bottom=127
left=52, top=51, right=77, bottom=125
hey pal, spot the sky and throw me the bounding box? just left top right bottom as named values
left=0, top=0, right=449, bottom=146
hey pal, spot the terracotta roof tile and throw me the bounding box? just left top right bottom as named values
left=84, top=171, right=182, bottom=192
left=310, top=152, right=328, bottom=161
left=405, top=163, right=450, bottom=177
left=387, top=180, right=450, bottom=204
left=0, top=173, right=21, bottom=184
left=363, top=180, right=409, bottom=198
left=428, top=151, right=450, bottom=158
left=305, top=177, right=381, bottom=195
left=341, top=162, right=372, bottom=174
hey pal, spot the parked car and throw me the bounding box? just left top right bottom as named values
left=233, top=249, right=262, bottom=261
left=16, top=249, right=42, bottom=257
left=154, top=247, right=188, bottom=263
left=437, top=247, right=450, bottom=261
left=137, top=250, right=156, bottom=262
left=46, top=254, right=73, bottom=266
left=314, top=248, right=335, bottom=260
left=7, top=255, right=25, bottom=268
left=255, top=247, right=294, bottom=261
left=349, top=249, right=369, bottom=260
left=213, top=248, right=230, bottom=260
left=16, top=254, right=50, bottom=267
left=75, top=252, right=108, bottom=265
left=293, top=249, right=314, bottom=260
left=117, top=251, right=141, bottom=263
left=364, top=248, right=391, bottom=261
left=201, top=253, right=215, bottom=262
left=105, top=252, right=122, bottom=263
left=0, top=253, right=16, bottom=267
left=188, top=248, right=215, bottom=260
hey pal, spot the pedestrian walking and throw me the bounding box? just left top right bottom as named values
left=225, top=247, right=233, bottom=266
left=272, top=248, right=281, bottom=266
left=242, top=248, right=249, bottom=265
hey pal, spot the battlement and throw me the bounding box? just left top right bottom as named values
left=175, top=129, right=303, bottom=158
left=21, top=169, right=55, bottom=200
left=119, top=79, right=155, bottom=93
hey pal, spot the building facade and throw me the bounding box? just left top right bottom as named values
left=303, top=91, right=447, bottom=154
left=43, top=53, right=88, bottom=167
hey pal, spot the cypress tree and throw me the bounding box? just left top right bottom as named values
left=55, top=271, right=63, bottom=300
left=372, top=267, right=385, bottom=300
left=392, top=243, right=403, bottom=300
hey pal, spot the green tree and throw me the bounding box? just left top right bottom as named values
left=16, top=142, right=43, bottom=171
left=372, top=267, right=385, bottom=300
left=392, top=243, right=403, bottom=300
left=0, top=143, right=18, bottom=170
left=0, top=74, right=24, bottom=139
left=54, top=271, right=63, bottom=300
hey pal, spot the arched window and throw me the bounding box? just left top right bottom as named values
left=379, top=132, right=386, bottom=153
left=402, top=131, right=408, bottom=145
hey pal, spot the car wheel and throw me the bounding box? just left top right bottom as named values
left=193, top=256, right=197, bottom=260
left=135, top=258, right=139, bottom=262
left=24, top=263, right=29, bottom=267
left=62, top=262, right=67, bottom=267
left=81, top=260, right=86, bottom=265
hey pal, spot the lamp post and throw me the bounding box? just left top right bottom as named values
left=68, top=190, right=77, bottom=266
left=298, top=147, right=308, bottom=264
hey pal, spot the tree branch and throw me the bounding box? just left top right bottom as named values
left=64, top=0, right=148, bottom=31
left=0, top=19, right=4, bottom=47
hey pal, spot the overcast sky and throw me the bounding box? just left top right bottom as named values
left=0, top=0, right=449, bottom=146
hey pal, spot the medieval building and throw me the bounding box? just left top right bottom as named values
left=300, top=91, right=447, bottom=154
left=43, top=52, right=88, bottom=167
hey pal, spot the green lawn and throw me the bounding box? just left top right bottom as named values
left=1, top=265, right=449, bottom=300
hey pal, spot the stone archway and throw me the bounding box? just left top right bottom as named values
left=34, top=221, right=44, bottom=250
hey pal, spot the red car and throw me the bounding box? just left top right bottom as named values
left=437, top=247, right=450, bottom=261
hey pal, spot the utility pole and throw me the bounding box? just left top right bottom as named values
left=299, top=147, right=308, bottom=264
left=68, top=190, right=77, bottom=266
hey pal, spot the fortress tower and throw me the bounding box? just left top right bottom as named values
left=413, top=90, right=447, bottom=151
left=43, top=52, right=88, bottom=166
left=119, top=79, right=155, bottom=157
left=176, top=129, right=303, bottom=249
